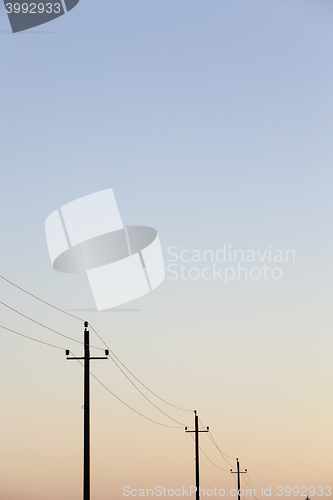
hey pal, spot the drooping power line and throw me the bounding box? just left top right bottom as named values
left=0, top=274, right=84, bottom=321
left=72, top=354, right=184, bottom=429
left=0, top=300, right=104, bottom=350
left=90, top=325, right=193, bottom=413
left=199, top=418, right=235, bottom=468
left=188, top=432, right=229, bottom=472
left=0, top=324, right=65, bottom=350
left=0, top=321, right=187, bottom=430
left=0, top=273, right=192, bottom=414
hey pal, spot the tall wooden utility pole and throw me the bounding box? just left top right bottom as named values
left=230, top=458, right=247, bottom=500
left=66, top=321, right=109, bottom=500
left=185, top=410, right=209, bottom=500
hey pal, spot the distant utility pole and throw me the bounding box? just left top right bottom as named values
left=66, top=321, right=109, bottom=500
left=230, top=458, right=247, bottom=500
left=185, top=410, right=209, bottom=500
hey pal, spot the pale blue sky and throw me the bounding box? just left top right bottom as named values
left=1, top=1, right=333, bottom=498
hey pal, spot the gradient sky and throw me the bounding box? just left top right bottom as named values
left=1, top=1, right=333, bottom=499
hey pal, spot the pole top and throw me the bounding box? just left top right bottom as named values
left=84, top=321, right=89, bottom=328
left=194, top=409, right=197, bottom=415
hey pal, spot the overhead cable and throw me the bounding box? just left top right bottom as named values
left=0, top=274, right=83, bottom=321
left=72, top=354, right=184, bottom=429
left=188, top=433, right=229, bottom=472
left=0, top=324, right=65, bottom=350
left=90, top=325, right=193, bottom=413
left=199, top=418, right=235, bottom=467
left=0, top=273, right=192, bottom=414
left=0, top=300, right=104, bottom=351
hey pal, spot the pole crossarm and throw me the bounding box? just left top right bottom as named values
left=66, top=349, right=109, bottom=361
left=66, top=356, right=108, bottom=360
left=185, top=429, right=209, bottom=432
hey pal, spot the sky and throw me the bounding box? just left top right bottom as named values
left=1, top=0, right=333, bottom=499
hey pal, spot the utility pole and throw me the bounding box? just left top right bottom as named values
left=230, top=458, right=247, bottom=500
left=185, top=410, right=209, bottom=500
left=66, top=321, right=109, bottom=500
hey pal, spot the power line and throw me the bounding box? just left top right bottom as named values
left=90, top=325, right=193, bottom=412
left=0, top=315, right=186, bottom=430
left=89, top=325, right=187, bottom=425
left=207, top=434, right=234, bottom=467
left=199, top=418, right=235, bottom=467
left=0, top=300, right=104, bottom=351
left=208, top=434, right=233, bottom=465
left=200, top=446, right=230, bottom=472
left=246, top=473, right=255, bottom=492
left=91, top=372, right=184, bottom=429
left=0, top=276, right=258, bottom=488
left=188, top=432, right=229, bottom=472
left=244, top=472, right=258, bottom=500
left=72, top=354, right=184, bottom=429
left=209, top=431, right=236, bottom=460
left=1, top=293, right=188, bottom=425
left=0, top=274, right=84, bottom=321
left=93, top=347, right=187, bottom=426
left=0, top=274, right=192, bottom=414
left=0, top=324, right=65, bottom=350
